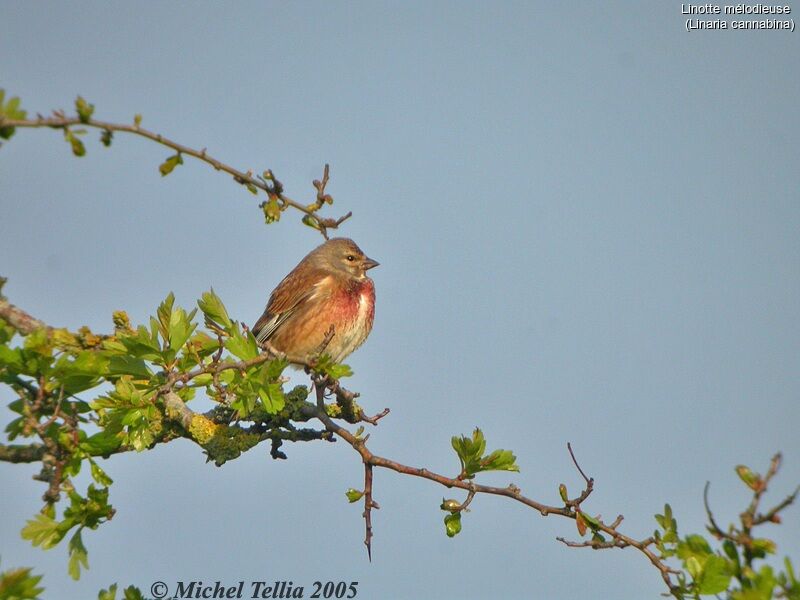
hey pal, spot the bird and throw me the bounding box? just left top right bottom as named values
left=252, top=238, right=378, bottom=365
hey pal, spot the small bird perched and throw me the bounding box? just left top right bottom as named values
left=252, top=238, right=379, bottom=364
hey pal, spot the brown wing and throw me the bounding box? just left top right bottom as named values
left=252, top=264, right=332, bottom=344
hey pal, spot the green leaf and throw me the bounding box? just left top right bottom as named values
left=158, top=153, right=183, bottom=176
left=156, top=293, right=175, bottom=342
left=225, top=326, right=259, bottom=360
left=723, top=540, right=739, bottom=562
left=64, top=129, right=86, bottom=157
left=786, top=556, right=797, bottom=585
left=52, top=350, right=108, bottom=394
left=696, top=555, right=732, bottom=595
left=82, top=430, right=123, bottom=456
left=262, top=197, right=281, bottom=223
left=257, top=383, right=285, bottom=414
left=0, top=566, right=44, bottom=600
left=313, top=355, right=352, bottom=378
left=123, top=587, right=144, bottom=600
left=246, top=183, right=258, bottom=195
left=100, top=129, right=113, bottom=147
left=75, top=96, right=95, bottom=123
left=686, top=556, right=702, bottom=579
left=5, top=96, right=21, bottom=115
left=655, top=503, right=678, bottom=540
left=451, top=428, right=487, bottom=478
left=677, top=534, right=713, bottom=561
left=21, top=512, right=63, bottom=549
left=0, top=345, right=25, bottom=371
left=592, top=532, right=606, bottom=544
left=345, top=488, right=364, bottom=503
left=0, top=91, right=27, bottom=140
left=89, top=459, right=114, bottom=486
left=187, top=331, right=220, bottom=357
left=329, top=362, right=353, bottom=379
left=263, top=357, right=288, bottom=380
left=107, top=356, right=152, bottom=379
left=198, top=289, right=233, bottom=331
left=578, top=511, right=601, bottom=531
left=751, top=538, right=777, bottom=557
left=169, top=308, right=197, bottom=352
left=98, top=583, right=118, bottom=600
left=67, top=529, right=89, bottom=580
left=481, top=448, right=520, bottom=473
left=451, top=428, right=518, bottom=478
left=444, top=513, right=462, bottom=538
left=113, top=323, right=161, bottom=361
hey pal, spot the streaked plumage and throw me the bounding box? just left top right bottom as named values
left=253, top=238, right=378, bottom=363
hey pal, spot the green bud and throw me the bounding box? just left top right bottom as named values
left=262, top=197, right=281, bottom=223
left=345, top=488, right=364, bottom=503
left=559, top=483, right=568, bottom=502
left=735, top=465, right=761, bottom=491
left=75, top=95, right=95, bottom=123
left=440, top=499, right=461, bottom=513
left=444, top=513, right=462, bottom=537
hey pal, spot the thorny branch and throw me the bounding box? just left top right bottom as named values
left=2, top=297, right=798, bottom=598
left=0, top=114, right=352, bottom=239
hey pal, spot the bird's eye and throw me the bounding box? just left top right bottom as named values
left=346, top=255, right=356, bottom=262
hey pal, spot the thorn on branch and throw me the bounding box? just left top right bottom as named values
left=360, top=408, right=390, bottom=426
left=363, top=462, right=376, bottom=561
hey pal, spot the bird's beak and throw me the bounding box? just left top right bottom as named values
left=363, top=257, right=380, bottom=270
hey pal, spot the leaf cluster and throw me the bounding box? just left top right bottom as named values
left=0, top=90, right=26, bottom=140
left=451, top=428, right=519, bottom=480
left=0, top=289, right=354, bottom=581
left=651, top=460, right=800, bottom=599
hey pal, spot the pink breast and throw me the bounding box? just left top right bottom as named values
left=328, top=278, right=372, bottom=321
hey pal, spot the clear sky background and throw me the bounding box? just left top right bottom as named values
left=1, top=2, right=799, bottom=599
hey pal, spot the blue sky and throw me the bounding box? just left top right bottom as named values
left=1, top=2, right=799, bottom=599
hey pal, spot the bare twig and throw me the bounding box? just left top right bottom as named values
left=568, top=442, right=591, bottom=486
left=703, top=481, right=733, bottom=541
left=753, top=485, right=800, bottom=526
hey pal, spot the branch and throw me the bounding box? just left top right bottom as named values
left=0, top=443, right=46, bottom=463
left=0, top=298, right=50, bottom=334
left=704, top=481, right=734, bottom=541
left=2, top=296, right=792, bottom=600
left=300, top=382, right=684, bottom=594
left=1, top=114, right=352, bottom=239
left=753, top=484, right=799, bottom=526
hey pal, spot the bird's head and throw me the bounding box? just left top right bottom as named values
left=313, top=238, right=379, bottom=280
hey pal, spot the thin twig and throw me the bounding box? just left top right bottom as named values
left=1, top=116, right=352, bottom=238
left=568, top=442, right=591, bottom=486
left=703, top=482, right=732, bottom=541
